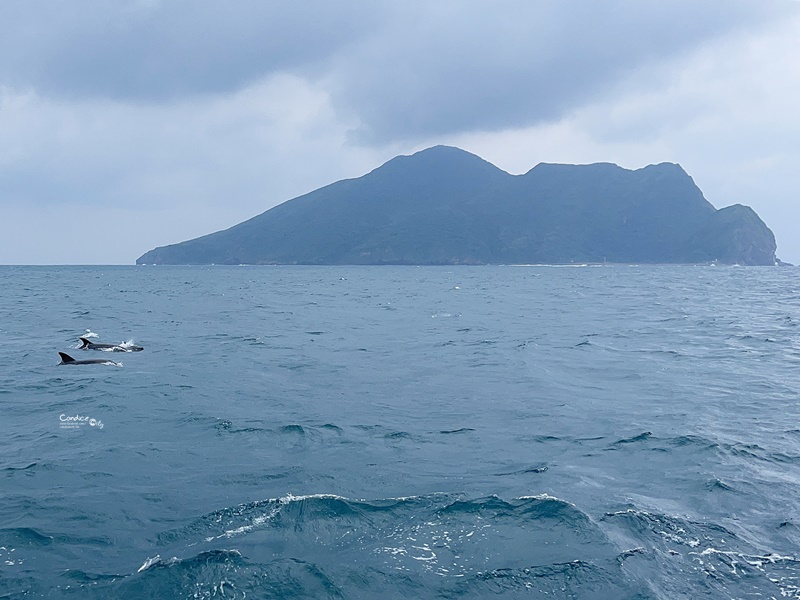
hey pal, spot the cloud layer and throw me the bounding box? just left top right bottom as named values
left=1, top=1, right=798, bottom=263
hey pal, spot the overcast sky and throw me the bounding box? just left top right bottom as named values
left=1, top=1, right=798, bottom=264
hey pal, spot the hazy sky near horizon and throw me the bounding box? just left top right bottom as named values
left=1, top=1, right=799, bottom=264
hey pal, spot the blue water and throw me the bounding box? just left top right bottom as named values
left=2, top=265, right=800, bottom=599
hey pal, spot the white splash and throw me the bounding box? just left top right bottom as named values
left=137, top=555, right=161, bottom=572
left=214, top=508, right=280, bottom=540
left=203, top=493, right=361, bottom=543
left=281, top=493, right=351, bottom=502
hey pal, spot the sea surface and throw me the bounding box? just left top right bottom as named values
left=1, top=265, right=800, bottom=599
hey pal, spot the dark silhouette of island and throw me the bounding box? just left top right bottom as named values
left=137, top=146, right=778, bottom=266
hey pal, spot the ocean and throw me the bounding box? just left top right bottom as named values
left=1, top=265, right=799, bottom=599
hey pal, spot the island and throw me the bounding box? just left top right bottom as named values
left=136, top=146, right=778, bottom=266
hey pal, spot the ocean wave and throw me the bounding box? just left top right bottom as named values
left=600, top=506, right=800, bottom=598
left=0, top=526, right=112, bottom=549
left=0, top=526, right=54, bottom=547
left=151, top=493, right=616, bottom=581
left=59, top=493, right=657, bottom=599
left=60, top=551, right=343, bottom=600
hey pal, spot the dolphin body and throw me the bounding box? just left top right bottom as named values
left=59, top=352, right=121, bottom=366
left=79, top=337, right=143, bottom=352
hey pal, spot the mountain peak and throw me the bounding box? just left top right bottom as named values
left=638, top=162, right=689, bottom=176
left=370, top=145, right=509, bottom=180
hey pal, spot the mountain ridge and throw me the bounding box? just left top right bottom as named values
left=136, top=146, right=778, bottom=266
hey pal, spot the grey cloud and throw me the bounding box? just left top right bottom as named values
left=330, top=0, right=798, bottom=142
left=0, top=1, right=378, bottom=100
left=1, top=1, right=795, bottom=143
left=0, top=76, right=372, bottom=212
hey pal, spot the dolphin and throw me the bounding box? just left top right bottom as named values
left=79, top=337, right=143, bottom=352
left=59, top=352, right=122, bottom=366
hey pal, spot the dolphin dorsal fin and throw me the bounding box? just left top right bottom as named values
left=79, top=338, right=92, bottom=348
left=58, top=352, right=75, bottom=363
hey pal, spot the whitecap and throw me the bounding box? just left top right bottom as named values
left=137, top=555, right=161, bottom=572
